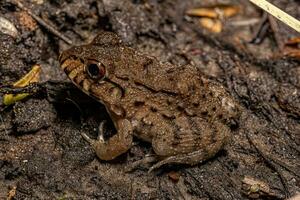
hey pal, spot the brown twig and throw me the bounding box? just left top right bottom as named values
left=249, top=0, right=300, bottom=33
left=9, top=0, right=73, bottom=45
left=250, top=12, right=269, bottom=44
left=268, top=15, right=285, bottom=52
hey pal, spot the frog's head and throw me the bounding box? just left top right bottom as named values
left=59, top=32, right=126, bottom=107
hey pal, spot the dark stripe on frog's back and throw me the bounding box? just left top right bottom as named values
left=116, top=47, right=186, bottom=96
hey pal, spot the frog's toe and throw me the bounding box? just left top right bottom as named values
left=97, top=120, right=107, bottom=141
left=148, top=157, right=179, bottom=173
left=125, top=155, right=157, bottom=172
left=148, top=148, right=213, bottom=173
left=148, top=160, right=165, bottom=173
left=81, top=132, right=96, bottom=145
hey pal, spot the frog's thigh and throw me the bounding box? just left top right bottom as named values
left=151, top=117, right=219, bottom=157
left=84, top=119, right=133, bottom=161
left=150, top=119, right=230, bottom=171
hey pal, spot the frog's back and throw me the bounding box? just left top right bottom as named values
left=118, top=48, right=236, bottom=120
left=92, top=31, right=239, bottom=128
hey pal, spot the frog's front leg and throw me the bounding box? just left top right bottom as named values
left=82, top=119, right=133, bottom=160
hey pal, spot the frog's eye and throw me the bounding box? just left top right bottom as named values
left=85, top=60, right=106, bottom=80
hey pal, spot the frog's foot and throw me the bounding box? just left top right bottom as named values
left=125, top=154, right=157, bottom=172
left=82, top=119, right=133, bottom=161
left=81, top=120, right=107, bottom=145
left=97, top=120, right=106, bottom=141
left=81, top=132, right=101, bottom=146
left=148, top=149, right=210, bottom=173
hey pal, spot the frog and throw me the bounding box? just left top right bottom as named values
left=59, top=31, right=240, bottom=172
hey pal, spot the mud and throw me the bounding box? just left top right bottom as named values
left=0, top=0, right=299, bottom=199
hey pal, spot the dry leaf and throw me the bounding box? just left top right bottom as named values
left=7, top=186, right=17, bottom=200
left=288, top=194, right=300, bottom=200
left=0, top=17, right=18, bottom=38
left=241, top=176, right=278, bottom=199
left=168, top=171, right=181, bottom=182
left=186, top=5, right=239, bottom=19
left=283, top=47, right=300, bottom=59
left=3, top=65, right=41, bottom=105
left=285, top=37, right=300, bottom=47
left=186, top=5, right=239, bottom=33
left=222, top=5, right=240, bottom=18
left=186, top=8, right=218, bottom=18
left=199, top=18, right=222, bottom=33
left=283, top=37, right=300, bottom=59
left=17, top=11, right=38, bottom=31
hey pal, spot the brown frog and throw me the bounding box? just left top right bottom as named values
left=59, top=31, right=239, bottom=172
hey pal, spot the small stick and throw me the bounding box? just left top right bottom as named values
left=250, top=12, right=269, bottom=44
left=249, top=0, right=300, bottom=33
left=268, top=15, right=284, bottom=51
left=9, top=0, right=73, bottom=45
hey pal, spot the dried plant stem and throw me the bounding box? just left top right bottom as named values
left=249, top=0, right=300, bottom=33
left=9, top=0, right=73, bottom=45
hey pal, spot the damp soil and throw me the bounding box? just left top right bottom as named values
left=0, top=0, right=299, bottom=199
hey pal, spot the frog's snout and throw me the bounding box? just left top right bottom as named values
left=59, top=49, right=86, bottom=84
left=61, top=58, right=84, bottom=78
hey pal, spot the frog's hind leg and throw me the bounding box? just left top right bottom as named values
left=147, top=150, right=203, bottom=173
left=148, top=142, right=225, bottom=173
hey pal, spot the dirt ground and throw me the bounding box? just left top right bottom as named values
left=0, top=0, right=299, bottom=199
